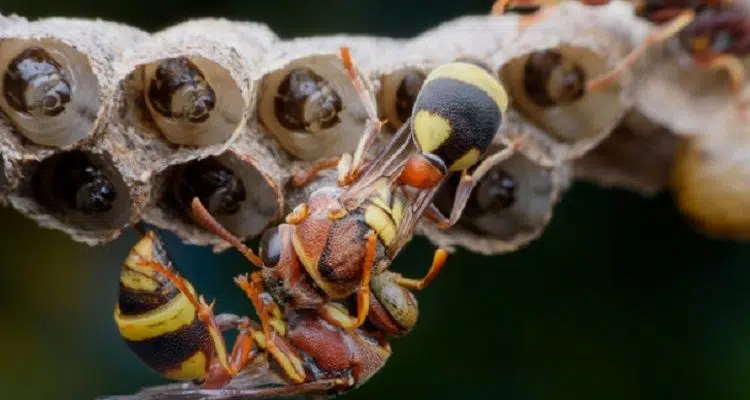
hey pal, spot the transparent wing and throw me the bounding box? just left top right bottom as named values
left=97, top=356, right=337, bottom=400
left=340, top=122, right=417, bottom=207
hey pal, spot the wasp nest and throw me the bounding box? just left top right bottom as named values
left=493, top=1, right=634, bottom=166
left=633, top=55, right=750, bottom=140
left=0, top=3, right=745, bottom=247
left=574, top=109, right=680, bottom=196
left=420, top=140, right=571, bottom=255
left=0, top=16, right=149, bottom=244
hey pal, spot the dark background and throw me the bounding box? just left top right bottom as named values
left=2, top=1, right=750, bottom=399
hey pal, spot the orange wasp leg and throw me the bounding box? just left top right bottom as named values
left=587, top=9, right=696, bottom=91
left=292, top=158, right=341, bottom=187
left=319, top=230, right=377, bottom=331
left=394, top=248, right=449, bottom=291
left=420, top=138, right=522, bottom=230
left=190, top=198, right=263, bottom=267
left=338, top=47, right=386, bottom=186
left=133, top=259, right=254, bottom=381
left=235, top=272, right=308, bottom=384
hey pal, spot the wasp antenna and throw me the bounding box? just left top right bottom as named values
left=190, top=197, right=264, bottom=267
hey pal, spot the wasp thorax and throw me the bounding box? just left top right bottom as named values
left=2, top=47, right=72, bottom=117
left=523, top=50, right=585, bottom=107
left=274, top=67, right=342, bottom=132
left=147, top=57, right=216, bottom=123
left=172, top=156, right=246, bottom=218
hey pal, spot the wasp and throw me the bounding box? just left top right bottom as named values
left=111, top=46, right=516, bottom=395
left=111, top=229, right=423, bottom=399
left=182, top=46, right=518, bottom=331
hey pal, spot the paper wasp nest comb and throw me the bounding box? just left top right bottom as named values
left=0, top=16, right=150, bottom=245
left=256, top=35, right=386, bottom=161
left=420, top=140, right=571, bottom=255
left=492, top=1, right=636, bottom=167
left=574, top=109, right=680, bottom=196
left=626, top=0, right=750, bottom=139
left=104, top=18, right=288, bottom=247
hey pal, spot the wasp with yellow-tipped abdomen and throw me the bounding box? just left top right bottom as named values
left=109, top=229, right=424, bottom=399
left=185, top=46, right=517, bottom=332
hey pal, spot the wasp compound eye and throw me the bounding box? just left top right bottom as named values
left=260, top=226, right=282, bottom=268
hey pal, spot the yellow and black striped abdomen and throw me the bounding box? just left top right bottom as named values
left=114, top=232, right=212, bottom=382
left=363, top=180, right=406, bottom=248
left=412, top=62, right=508, bottom=172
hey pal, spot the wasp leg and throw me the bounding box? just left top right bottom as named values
left=235, top=272, right=308, bottom=384
left=339, top=47, right=386, bottom=185
left=292, top=158, right=341, bottom=187
left=697, top=53, right=748, bottom=122
left=491, top=0, right=512, bottom=14
left=587, top=9, right=696, bottom=91
left=440, top=140, right=521, bottom=228
left=319, top=231, right=376, bottom=331
left=133, top=259, right=254, bottom=384
left=190, top=198, right=263, bottom=267
left=393, top=248, right=448, bottom=291
left=286, top=202, right=310, bottom=225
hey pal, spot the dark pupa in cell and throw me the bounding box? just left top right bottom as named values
left=257, top=52, right=376, bottom=161
left=2, top=47, right=72, bottom=118
left=170, top=156, right=246, bottom=218
left=427, top=149, right=568, bottom=254
left=147, top=57, right=216, bottom=124
left=274, top=67, right=343, bottom=132
left=151, top=152, right=282, bottom=244
left=127, top=55, right=244, bottom=147
left=522, top=49, right=585, bottom=108
left=28, top=150, right=131, bottom=230
left=0, top=39, right=101, bottom=147
left=378, top=68, right=427, bottom=130
left=497, top=43, right=628, bottom=165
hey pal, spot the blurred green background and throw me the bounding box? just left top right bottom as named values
left=2, top=1, right=750, bottom=399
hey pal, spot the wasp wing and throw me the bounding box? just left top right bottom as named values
left=340, top=122, right=417, bottom=208
left=97, top=356, right=337, bottom=400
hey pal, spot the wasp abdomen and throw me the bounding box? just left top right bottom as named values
left=413, top=62, right=508, bottom=172
left=115, top=233, right=212, bottom=381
